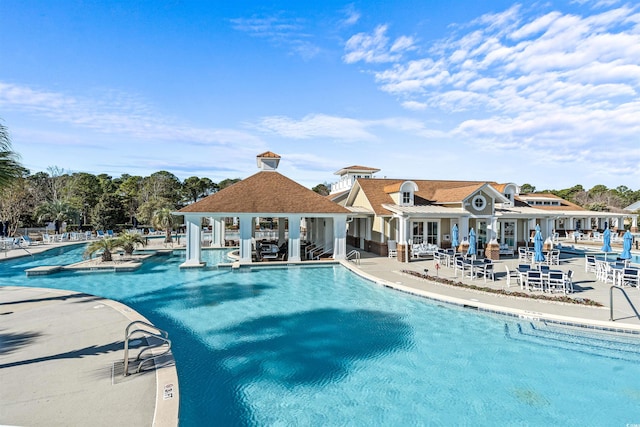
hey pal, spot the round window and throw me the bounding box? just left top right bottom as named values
left=472, top=195, right=486, bottom=211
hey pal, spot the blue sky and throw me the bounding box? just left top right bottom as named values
left=1, top=1, right=639, bottom=191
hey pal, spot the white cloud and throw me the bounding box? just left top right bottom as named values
left=343, top=25, right=416, bottom=64
left=0, top=82, right=263, bottom=147
left=230, top=14, right=320, bottom=59
left=255, top=113, right=446, bottom=141
left=256, top=113, right=375, bottom=140
left=342, top=2, right=640, bottom=186
left=341, top=4, right=361, bottom=26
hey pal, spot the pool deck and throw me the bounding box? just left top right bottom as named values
left=0, top=241, right=179, bottom=427
left=1, top=238, right=639, bottom=426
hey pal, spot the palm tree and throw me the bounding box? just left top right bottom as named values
left=152, top=207, right=177, bottom=243
left=0, top=121, right=24, bottom=189
left=83, top=238, right=122, bottom=262
left=116, top=231, right=146, bottom=256
left=35, top=200, right=80, bottom=232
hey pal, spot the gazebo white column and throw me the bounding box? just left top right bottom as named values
left=181, top=214, right=205, bottom=268
left=239, top=215, right=253, bottom=263
left=323, top=218, right=333, bottom=249
left=210, top=217, right=225, bottom=248
left=333, top=215, right=347, bottom=260
left=287, top=214, right=301, bottom=262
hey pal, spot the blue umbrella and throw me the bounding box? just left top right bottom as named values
left=451, top=224, right=459, bottom=251
left=467, top=228, right=477, bottom=257
left=620, top=230, right=633, bottom=260
left=533, top=224, right=545, bottom=263
left=601, top=226, right=612, bottom=253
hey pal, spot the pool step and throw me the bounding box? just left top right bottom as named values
left=505, top=321, right=640, bottom=362
left=25, top=266, right=63, bottom=276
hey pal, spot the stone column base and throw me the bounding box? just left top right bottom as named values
left=485, top=243, right=500, bottom=260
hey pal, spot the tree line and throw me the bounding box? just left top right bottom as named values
left=1, top=121, right=639, bottom=237
left=0, top=165, right=241, bottom=236
left=519, top=183, right=640, bottom=212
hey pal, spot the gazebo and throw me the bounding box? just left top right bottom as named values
left=177, top=152, right=351, bottom=267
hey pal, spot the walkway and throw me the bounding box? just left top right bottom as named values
left=0, top=275, right=178, bottom=426
left=344, top=248, right=640, bottom=331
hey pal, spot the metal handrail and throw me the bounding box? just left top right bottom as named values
left=346, top=250, right=361, bottom=265
left=124, top=321, right=171, bottom=376
left=609, top=286, right=640, bottom=322
left=135, top=337, right=172, bottom=374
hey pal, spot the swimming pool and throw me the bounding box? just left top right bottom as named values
left=3, top=246, right=640, bottom=425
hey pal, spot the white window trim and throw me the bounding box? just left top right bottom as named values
left=472, top=195, right=487, bottom=211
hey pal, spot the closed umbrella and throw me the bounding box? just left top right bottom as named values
left=467, top=228, right=477, bottom=257
left=534, top=224, right=545, bottom=263
left=620, top=230, right=633, bottom=260
left=601, top=226, right=612, bottom=253
left=451, top=224, right=459, bottom=252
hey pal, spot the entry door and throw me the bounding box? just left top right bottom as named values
left=501, top=221, right=515, bottom=247
left=477, top=221, right=487, bottom=247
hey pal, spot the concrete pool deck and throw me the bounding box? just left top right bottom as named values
left=1, top=237, right=639, bottom=425
left=0, top=239, right=179, bottom=427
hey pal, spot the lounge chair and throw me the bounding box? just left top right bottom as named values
left=20, top=235, right=41, bottom=246
left=312, top=247, right=333, bottom=260
left=96, top=230, right=106, bottom=239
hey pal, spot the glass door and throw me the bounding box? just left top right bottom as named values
left=501, top=221, right=515, bottom=247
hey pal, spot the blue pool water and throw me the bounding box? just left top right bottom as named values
left=3, top=245, right=640, bottom=425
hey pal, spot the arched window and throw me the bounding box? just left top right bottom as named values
left=399, top=181, right=418, bottom=206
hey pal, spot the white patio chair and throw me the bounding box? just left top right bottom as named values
left=547, top=272, right=566, bottom=294
left=622, top=268, right=640, bottom=288
left=387, top=240, right=397, bottom=258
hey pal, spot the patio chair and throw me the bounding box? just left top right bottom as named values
left=504, top=265, right=519, bottom=288
left=526, top=270, right=544, bottom=292
left=547, top=250, right=560, bottom=266
left=585, top=255, right=597, bottom=273
left=477, top=262, right=495, bottom=282
left=565, top=270, right=574, bottom=293
left=622, top=268, right=640, bottom=288
left=547, top=272, right=566, bottom=294
left=387, top=240, right=397, bottom=258
left=96, top=230, right=106, bottom=239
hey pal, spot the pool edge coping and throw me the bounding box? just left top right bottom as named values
left=339, top=260, right=640, bottom=336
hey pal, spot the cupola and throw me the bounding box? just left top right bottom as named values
left=256, top=151, right=281, bottom=171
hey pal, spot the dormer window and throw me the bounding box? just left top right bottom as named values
left=399, top=181, right=418, bottom=206
left=402, top=191, right=411, bottom=204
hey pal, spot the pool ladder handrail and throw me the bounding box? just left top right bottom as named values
left=123, top=320, right=172, bottom=376
left=346, top=249, right=361, bottom=265
left=609, top=285, right=640, bottom=322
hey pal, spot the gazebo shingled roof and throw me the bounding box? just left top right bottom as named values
left=179, top=170, right=350, bottom=214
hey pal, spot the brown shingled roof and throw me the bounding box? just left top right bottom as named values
left=353, top=178, right=504, bottom=215
left=431, top=183, right=484, bottom=203
left=334, top=165, right=381, bottom=175
left=179, top=171, right=350, bottom=214
left=256, top=151, right=281, bottom=158
left=517, top=193, right=586, bottom=211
